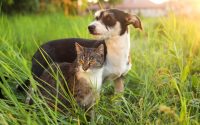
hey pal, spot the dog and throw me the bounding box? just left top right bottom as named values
left=21, top=9, right=142, bottom=96
left=88, top=9, right=142, bottom=93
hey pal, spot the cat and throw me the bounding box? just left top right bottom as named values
left=36, top=42, right=104, bottom=113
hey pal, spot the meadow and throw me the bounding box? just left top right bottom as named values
left=0, top=12, right=199, bottom=124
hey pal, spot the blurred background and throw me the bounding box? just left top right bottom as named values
left=1, top=0, right=200, bottom=17
left=0, top=0, right=200, bottom=124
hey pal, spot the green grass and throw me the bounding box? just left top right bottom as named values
left=0, top=13, right=200, bottom=124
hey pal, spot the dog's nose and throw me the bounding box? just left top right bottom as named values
left=88, top=25, right=96, bottom=32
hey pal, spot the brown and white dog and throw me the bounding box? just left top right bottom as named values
left=26, top=9, right=142, bottom=96
left=88, top=9, right=142, bottom=93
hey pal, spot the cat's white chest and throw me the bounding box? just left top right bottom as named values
left=77, top=68, right=103, bottom=91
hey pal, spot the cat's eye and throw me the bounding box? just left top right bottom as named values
left=79, top=60, right=84, bottom=64
left=90, top=60, right=95, bottom=64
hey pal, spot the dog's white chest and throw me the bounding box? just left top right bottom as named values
left=103, top=33, right=131, bottom=80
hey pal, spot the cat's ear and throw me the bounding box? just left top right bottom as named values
left=96, top=44, right=104, bottom=55
left=75, top=42, right=83, bottom=54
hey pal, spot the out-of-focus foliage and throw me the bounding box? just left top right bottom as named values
left=1, top=0, right=14, bottom=5
left=43, top=0, right=88, bottom=15
left=0, top=13, right=199, bottom=124
left=1, top=0, right=39, bottom=14
left=0, top=0, right=89, bottom=15
left=99, top=0, right=122, bottom=5
left=0, top=0, right=122, bottom=15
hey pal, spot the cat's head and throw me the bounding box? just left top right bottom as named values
left=75, top=43, right=104, bottom=72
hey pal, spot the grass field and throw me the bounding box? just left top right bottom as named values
left=0, top=13, right=200, bottom=124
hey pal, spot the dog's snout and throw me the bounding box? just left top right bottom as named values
left=88, top=25, right=96, bottom=32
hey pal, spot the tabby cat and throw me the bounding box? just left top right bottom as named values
left=37, top=42, right=104, bottom=112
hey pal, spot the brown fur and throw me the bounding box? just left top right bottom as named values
left=114, top=77, right=124, bottom=94
left=38, top=62, right=95, bottom=111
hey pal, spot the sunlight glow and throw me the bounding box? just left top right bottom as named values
left=150, top=0, right=168, bottom=4
left=88, top=0, right=98, bottom=3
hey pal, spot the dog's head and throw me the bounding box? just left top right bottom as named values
left=88, top=9, right=142, bottom=39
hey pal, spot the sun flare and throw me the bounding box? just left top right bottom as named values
left=150, top=0, right=168, bottom=4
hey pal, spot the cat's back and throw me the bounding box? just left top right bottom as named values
left=39, top=62, right=75, bottom=98
left=40, top=62, right=74, bottom=81
left=38, top=62, right=76, bottom=110
left=39, top=62, right=95, bottom=110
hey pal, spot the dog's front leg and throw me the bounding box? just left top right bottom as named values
left=114, top=76, right=124, bottom=94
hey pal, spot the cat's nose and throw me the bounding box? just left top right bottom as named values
left=82, top=65, right=89, bottom=71
left=82, top=68, right=87, bottom=71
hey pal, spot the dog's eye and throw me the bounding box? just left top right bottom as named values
left=106, top=15, right=110, bottom=19
left=105, top=15, right=112, bottom=20
left=95, top=17, right=99, bottom=20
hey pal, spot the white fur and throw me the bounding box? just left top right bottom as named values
left=89, top=16, right=121, bottom=40
left=103, top=31, right=131, bottom=80
left=94, top=9, right=103, bottom=17
left=90, top=10, right=132, bottom=80
left=77, top=67, right=104, bottom=92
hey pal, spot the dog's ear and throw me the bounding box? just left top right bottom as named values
left=75, top=42, right=84, bottom=54
left=126, top=14, right=142, bottom=30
